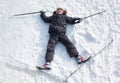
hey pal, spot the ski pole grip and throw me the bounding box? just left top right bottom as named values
left=82, top=10, right=106, bottom=20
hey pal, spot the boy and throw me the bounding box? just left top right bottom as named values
left=37, top=8, right=90, bottom=70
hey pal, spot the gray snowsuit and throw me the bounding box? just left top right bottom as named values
left=40, top=12, right=81, bottom=62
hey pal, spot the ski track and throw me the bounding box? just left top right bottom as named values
left=0, top=0, right=120, bottom=83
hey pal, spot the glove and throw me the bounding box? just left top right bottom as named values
left=74, top=18, right=83, bottom=23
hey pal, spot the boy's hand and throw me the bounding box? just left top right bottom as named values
left=74, top=18, right=83, bottom=23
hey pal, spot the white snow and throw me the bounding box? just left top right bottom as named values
left=0, top=0, right=120, bottom=83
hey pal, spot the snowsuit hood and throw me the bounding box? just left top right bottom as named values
left=53, top=8, right=67, bottom=15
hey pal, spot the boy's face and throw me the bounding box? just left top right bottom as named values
left=56, top=9, right=64, bottom=14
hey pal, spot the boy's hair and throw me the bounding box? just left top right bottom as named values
left=53, top=8, right=67, bottom=15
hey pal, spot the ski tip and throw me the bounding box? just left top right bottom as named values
left=87, top=56, right=92, bottom=61
left=36, top=65, right=39, bottom=68
left=89, top=56, right=92, bottom=58
left=36, top=65, right=41, bottom=69
left=86, top=56, right=92, bottom=60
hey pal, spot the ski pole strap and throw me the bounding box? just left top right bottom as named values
left=82, top=10, right=106, bottom=19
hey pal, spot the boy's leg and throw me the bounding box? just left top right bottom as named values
left=45, top=34, right=58, bottom=63
left=59, top=34, right=79, bottom=57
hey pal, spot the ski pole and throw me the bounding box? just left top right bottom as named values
left=13, top=11, right=48, bottom=16
left=82, top=10, right=106, bottom=19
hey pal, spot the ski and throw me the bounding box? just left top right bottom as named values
left=7, top=56, right=67, bottom=83
left=36, top=65, right=67, bottom=82
left=36, top=65, right=51, bottom=70
left=64, top=39, right=113, bottom=82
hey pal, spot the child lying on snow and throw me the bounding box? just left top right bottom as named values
left=37, top=8, right=90, bottom=70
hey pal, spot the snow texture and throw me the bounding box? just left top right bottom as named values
left=0, top=0, right=120, bottom=83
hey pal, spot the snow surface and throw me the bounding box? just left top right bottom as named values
left=0, top=0, right=120, bottom=83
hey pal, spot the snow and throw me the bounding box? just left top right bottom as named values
left=0, top=0, right=120, bottom=83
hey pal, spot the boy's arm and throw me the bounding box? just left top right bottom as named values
left=65, top=15, right=82, bottom=24
left=40, top=11, right=52, bottom=23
